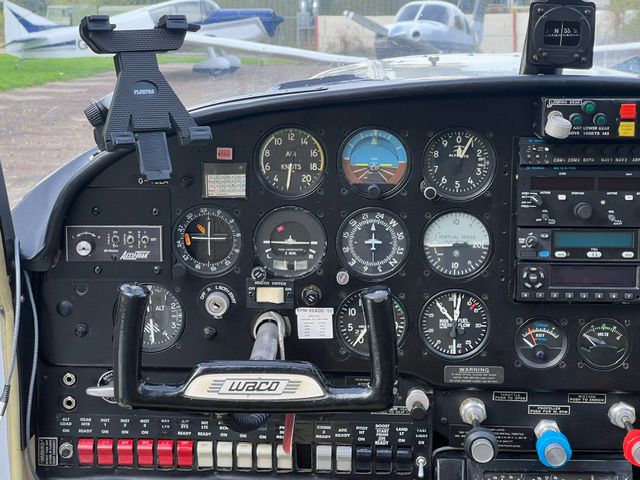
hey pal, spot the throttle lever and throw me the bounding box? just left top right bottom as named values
left=112, top=284, right=398, bottom=413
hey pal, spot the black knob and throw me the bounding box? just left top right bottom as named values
left=530, top=194, right=543, bottom=207
left=367, top=184, right=381, bottom=199
left=574, top=202, right=593, bottom=220
left=301, top=285, right=322, bottom=306
left=84, top=100, right=108, bottom=127
left=464, top=426, right=498, bottom=464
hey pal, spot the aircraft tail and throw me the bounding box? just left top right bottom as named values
left=471, top=0, right=490, bottom=47
left=3, top=0, right=59, bottom=44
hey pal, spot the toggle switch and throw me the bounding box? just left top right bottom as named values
left=315, top=444, right=333, bottom=472
left=355, top=446, right=373, bottom=473
left=276, top=444, right=293, bottom=471
left=177, top=440, right=193, bottom=468
left=216, top=441, right=233, bottom=470
left=77, top=438, right=95, bottom=466
left=157, top=439, right=174, bottom=468
left=96, top=439, right=114, bottom=466
left=196, top=441, right=214, bottom=470
left=256, top=443, right=273, bottom=471
left=116, top=439, right=134, bottom=466
left=236, top=442, right=253, bottom=470
left=137, top=439, right=154, bottom=467
left=535, top=419, right=572, bottom=468
left=459, top=398, right=498, bottom=464
left=608, top=402, right=640, bottom=466
left=335, top=446, right=352, bottom=473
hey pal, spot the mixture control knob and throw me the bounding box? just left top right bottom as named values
left=205, top=291, right=230, bottom=317
left=75, top=239, right=94, bottom=257
left=405, top=389, right=430, bottom=421
left=545, top=111, right=572, bottom=140
left=534, top=420, right=572, bottom=468
left=574, top=202, right=593, bottom=220
left=608, top=402, right=640, bottom=467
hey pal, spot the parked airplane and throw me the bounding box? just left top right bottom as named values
left=3, top=0, right=366, bottom=71
left=344, top=0, right=489, bottom=58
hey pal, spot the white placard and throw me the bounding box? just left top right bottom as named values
left=295, top=308, right=334, bottom=339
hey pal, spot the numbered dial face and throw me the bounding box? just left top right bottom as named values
left=578, top=319, right=630, bottom=370
left=515, top=318, right=567, bottom=369
left=422, top=128, right=496, bottom=200
left=336, top=290, right=408, bottom=357
left=258, top=127, right=326, bottom=197
left=141, top=285, right=185, bottom=353
left=423, top=212, right=491, bottom=278
left=419, top=290, right=490, bottom=359
left=338, top=208, right=410, bottom=279
left=254, top=207, right=327, bottom=278
left=340, top=128, right=409, bottom=198
left=175, top=207, right=242, bottom=276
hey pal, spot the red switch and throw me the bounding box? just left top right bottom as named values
left=620, top=103, right=637, bottom=120
left=177, top=440, right=194, bottom=468
left=97, top=439, right=114, bottom=466
left=77, top=438, right=95, bottom=466
left=137, top=439, right=155, bottom=467
left=117, top=439, right=134, bottom=466
left=157, top=439, right=175, bottom=468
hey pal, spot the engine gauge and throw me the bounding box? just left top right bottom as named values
left=141, top=284, right=184, bottom=353
left=337, top=208, right=410, bottom=280
left=419, top=290, right=490, bottom=359
left=254, top=207, right=327, bottom=278
left=422, top=211, right=491, bottom=278
left=340, top=128, right=410, bottom=198
left=174, top=206, right=242, bottom=276
left=257, top=127, right=326, bottom=197
left=336, top=289, right=408, bottom=357
left=515, top=318, right=567, bottom=369
left=422, top=128, right=496, bottom=200
left=578, top=318, right=630, bottom=370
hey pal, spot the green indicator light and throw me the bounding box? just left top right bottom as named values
left=594, top=113, right=608, bottom=126
left=570, top=114, right=583, bottom=126
left=582, top=101, right=596, bottom=114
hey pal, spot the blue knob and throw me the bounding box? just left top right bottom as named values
left=536, top=430, right=572, bottom=468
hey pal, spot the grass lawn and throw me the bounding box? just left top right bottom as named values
left=0, top=53, right=297, bottom=92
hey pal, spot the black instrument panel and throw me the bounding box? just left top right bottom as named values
left=39, top=90, right=640, bottom=394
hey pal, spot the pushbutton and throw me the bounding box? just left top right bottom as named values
left=256, top=443, right=273, bottom=471
left=97, top=438, right=114, bottom=466
left=619, top=122, right=636, bottom=137
left=157, top=439, right=174, bottom=468
left=77, top=438, right=95, bottom=466
left=335, top=446, right=352, bottom=473
left=177, top=440, right=193, bottom=468
left=355, top=446, right=373, bottom=473
left=620, top=103, right=637, bottom=120
left=236, top=442, right=253, bottom=470
left=117, top=439, right=134, bottom=466
left=216, top=441, right=233, bottom=470
left=395, top=447, right=413, bottom=474
left=375, top=447, right=393, bottom=474
left=196, top=441, right=214, bottom=470
left=276, top=444, right=293, bottom=471
left=316, top=445, right=333, bottom=472
left=137, top=439, right=154, bottom=467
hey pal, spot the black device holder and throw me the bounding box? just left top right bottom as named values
left=79, top=15, right=212, bottom=180
left=112, top=284, right=398, bottom=413
left=520, top=0, right=596, bottom=75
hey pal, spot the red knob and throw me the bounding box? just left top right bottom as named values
left=623, top=429, right=640, bottom=466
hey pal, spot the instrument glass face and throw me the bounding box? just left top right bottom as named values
left=515, top=318, right=567, bottom=369
left=578, top=318, right=630, bottom=370
left=254, top=207, right=327, bottom=278
left=340, top=128, right=410, bottom=198
left=141, top=284, right=185, bottom=353
left=257, top=127, right=326, bottom=197
left=422, top=128, right=496, bottom=200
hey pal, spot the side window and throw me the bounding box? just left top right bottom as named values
left=174, top=1, right=203, bottom=22
left=149, top=6, right=175, bottom=23
left=419, top=5, right=450, bottom=25
left=454, top=14, right=465, bottom=31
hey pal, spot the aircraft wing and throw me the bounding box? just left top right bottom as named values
left=343, top=11, right=389, bottom=37
left=593, top=42, right=640, bottom=74
left=183, top=33, right=367, bottom=64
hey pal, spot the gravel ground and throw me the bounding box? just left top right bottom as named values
left=0, top=63, right=327, bottom=207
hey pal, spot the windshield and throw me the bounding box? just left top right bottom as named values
left=1, top=0, right=639, bottom=206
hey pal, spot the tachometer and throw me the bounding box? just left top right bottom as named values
left=254, top=207, right=327, bottom=278
left=515, top=318, right=567, bottom=369
left=422, top=211, right=491, bottom=278
left=337, top=208, right=410, bottom=280
left=174, top=206, right=242, bottom=276
left=578, top=318, right=630, bottom=370
left=422, top=128, right=496, bottom=200
left=336, top=289, right=408, bottom=357
left=419, top=290, right=490, bottom=359
left=141, top=284, right=184, bottom=353
left=257, top=127, right=326, bottom=197
left=340, top=128, right=410, bottom=198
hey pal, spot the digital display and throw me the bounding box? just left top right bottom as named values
left=202, top=163, right=247, bottom=198
left=543, top=21, right=581, bottom=47
left=554, top=231, right=635, bottom=249
left=530, top=176, right=595, bottom=191
left=599, top=177, right=640, bottom=191
left=551, top=265, right=637, bottom=287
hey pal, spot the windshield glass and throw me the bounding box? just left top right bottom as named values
left=1, top=0, right=639, bottom=206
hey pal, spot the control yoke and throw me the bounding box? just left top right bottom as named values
left=112, top=284, right=398, bottom=412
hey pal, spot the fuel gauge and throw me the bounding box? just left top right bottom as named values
left=515, top=318, right=567, bottom=369
left=578, top=318, right=630, bottom=370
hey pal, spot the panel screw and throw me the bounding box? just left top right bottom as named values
left=152, top=208, right=160, bottom=216
left=203, top=327, right=217, bottom=339
left=153, top=266, right=162, bottom=274
left=94, top=266, right=102, bottom=275
left=91, top=207, right=101, bottom=215
left=74, top=324, right=88, bottom=337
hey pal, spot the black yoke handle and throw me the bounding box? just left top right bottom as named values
left=113, top=284, right=398, bottom=412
